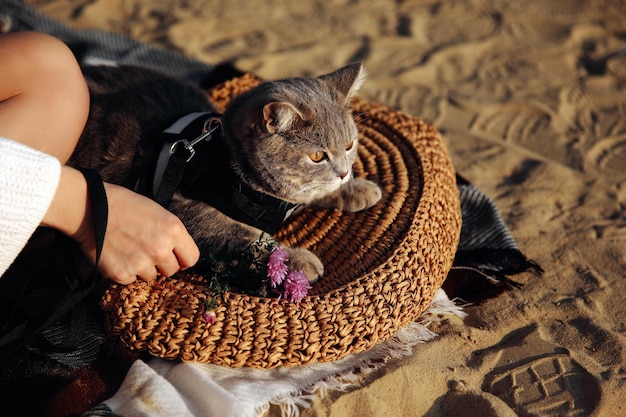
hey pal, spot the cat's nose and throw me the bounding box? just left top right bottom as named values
left=339, top=171, right=348, bottom=180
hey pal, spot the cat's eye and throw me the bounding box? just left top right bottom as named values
left=346, top=140, right=354, bottom=151
left=308, top=151, right=326, bottom=163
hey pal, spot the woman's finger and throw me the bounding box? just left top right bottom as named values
left=156, top=252, right=183, bottom=278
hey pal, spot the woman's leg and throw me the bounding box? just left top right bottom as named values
left=0, top=31, right=89, bottom=162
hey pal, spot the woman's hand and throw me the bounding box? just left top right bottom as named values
left=43, top=166, right=200, bottom=284
left=95, top=182, right=200, bottom=284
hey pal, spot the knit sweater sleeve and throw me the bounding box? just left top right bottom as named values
left=0, top=137, right=61, bottom=277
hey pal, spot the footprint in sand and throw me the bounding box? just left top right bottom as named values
left=419, top=1, right=502, bottom=46
left=471, top=325, right=601, bottom=417
left=467, top=102, right=552, bottom=147
left=504, top=0, right=594, bottom=47
left=368, top=85, right=445, bottom=125
left=586, top=135, right=626, bottom=181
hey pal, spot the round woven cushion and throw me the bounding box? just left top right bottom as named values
left=100, top=74, right=461, bottom=369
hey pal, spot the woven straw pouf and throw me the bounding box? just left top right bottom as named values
left=100, top=74, right=461, bottom=369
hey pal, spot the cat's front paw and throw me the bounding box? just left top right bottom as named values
left=342, top=178, right=382, bottom=212
left=286, top=247, right=324, bottom=283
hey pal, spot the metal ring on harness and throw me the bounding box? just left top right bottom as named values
left=152, top=113, right=222, bottom=203
left=169, top=117, right=222, bottom=163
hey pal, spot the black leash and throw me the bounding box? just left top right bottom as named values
left=152, top=112, right=222, bottom=206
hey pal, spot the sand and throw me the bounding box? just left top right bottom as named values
left=25, top=0, right=626, bottom=415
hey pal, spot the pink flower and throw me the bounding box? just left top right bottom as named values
left=203, top=310, right=217, bottom=324
left=270, top=246, right=289, bottom=263
left=282, top=270, right=311, bottom=303
left=267, top=246, right=289, bottom=287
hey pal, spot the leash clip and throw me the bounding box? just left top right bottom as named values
left=169, top=117, right=222, bottom=163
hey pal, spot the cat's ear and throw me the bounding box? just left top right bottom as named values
left=319, top=63, right=366, bottom=103
left=263, top=102, right=304, bottom=134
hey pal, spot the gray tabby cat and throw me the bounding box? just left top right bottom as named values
left=70, top=63, right=381, bottom=283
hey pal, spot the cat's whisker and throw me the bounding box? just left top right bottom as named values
left=289, top=182, right=319, bottom=199
left=353, top=112, right=373, bottom=127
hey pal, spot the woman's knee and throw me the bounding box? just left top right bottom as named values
left=0, top=32, right=89, bottom=161
left=23, top=32, right=90, bottom=135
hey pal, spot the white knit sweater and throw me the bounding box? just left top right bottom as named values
left=0, top=137, right=61, bottom=276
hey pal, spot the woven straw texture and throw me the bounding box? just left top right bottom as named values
left=100, top=74, right=462, bottom=369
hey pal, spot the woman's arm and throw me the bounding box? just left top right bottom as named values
left=0, top=32, right=200, bottom=283
left=42, top=166, right=200, bottom=284
left=0, top=137, right=61, bottom=276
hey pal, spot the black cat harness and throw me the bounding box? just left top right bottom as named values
left=151, top=112, right=300, bottom=234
